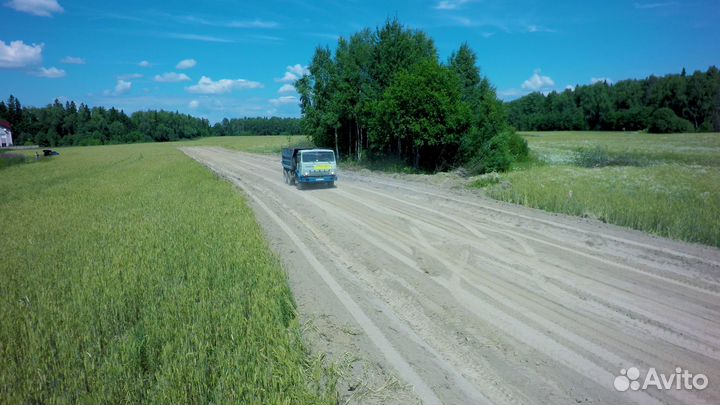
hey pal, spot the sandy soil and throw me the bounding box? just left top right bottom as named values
left=182, top=147, right=720, bottom=405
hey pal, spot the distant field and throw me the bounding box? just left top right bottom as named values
left=523, top=131, right=720, bottom=166
left=475, top=131, right=720, bottom=247
left=180, top=135, right=311, bottom=154
left=0, top=141, right=334, bottom=403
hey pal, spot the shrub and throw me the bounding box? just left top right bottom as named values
left=648, top=107, right=693, bottom=133
left=466, top=131, right=513, bottom=174
left=505, top=130, right=529, bottom=160
left=607, top=107, right=652, bottom=131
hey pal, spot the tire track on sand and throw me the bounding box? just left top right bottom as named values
left=182, top=148, right=443, bottom=405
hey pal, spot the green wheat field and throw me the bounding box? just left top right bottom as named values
left=0, top=137, right=335, bottom=404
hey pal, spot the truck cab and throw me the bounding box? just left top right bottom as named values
left=282, top=148, right=337, bottom=188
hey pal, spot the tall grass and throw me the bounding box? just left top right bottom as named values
left=0, top=143, right=335, bottom=403
left=0, top=152, right=27, bottom=169
left=479, top=132, right=720, bottom=247
left=573, top=145, right=651, bottom=168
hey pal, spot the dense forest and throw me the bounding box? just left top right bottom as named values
left=0, top=96, right=302, bottom=147
left=506, top=66, right=720, bottom=133
left=0, top=96, right=212, bottom=146
left=212, top=117, right=301, bottom=136
left=297, top=19, right=527, bottom=172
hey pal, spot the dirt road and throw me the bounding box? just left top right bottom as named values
left=183, top=147, right=720, bottom=405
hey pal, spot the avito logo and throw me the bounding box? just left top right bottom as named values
left=614, top=367, right=709, bottom=392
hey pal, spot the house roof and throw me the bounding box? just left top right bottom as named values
left=0, top=120, right=11, bottom=130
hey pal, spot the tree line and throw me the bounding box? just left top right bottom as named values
left=506, top=66, right=720, bottom=133
left=297, top=19, right=527, bottom=173
left=0, top=96, right=212, bottom=146
left=0, top=96, right=303, bottom=147
left=212, top=117, right=301, bottom=136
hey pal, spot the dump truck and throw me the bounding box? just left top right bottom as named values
left=282, top=148, right=337, bottom=188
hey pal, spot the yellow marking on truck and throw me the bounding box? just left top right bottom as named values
left=314, top=165, right=331, bottom=170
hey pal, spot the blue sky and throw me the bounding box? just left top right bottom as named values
left=1, top=0, right=718, bottom=123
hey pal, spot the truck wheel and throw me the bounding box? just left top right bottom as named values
left=296, top=181, right=304, bottom=190
left=283, top=170, right=288, bottom=184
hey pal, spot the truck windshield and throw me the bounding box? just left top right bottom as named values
left=302, top=151, right=335, bottom=162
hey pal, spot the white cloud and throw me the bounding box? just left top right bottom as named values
left=278, top=83, right=295, bottom=94
left=275, top=71, right=298, bottom=83
left=287, top=64, right=309, bottom=77
left=186, top=76, right=263, bottom=94
left=522, top=69, right=555, bottom=91
left=269, top=96, right=298, bottom=106
left=526, top=25, right=556, bottom=33
left=634, top=1, right=677, bottom=9
left=61, top=56, right=85, bottom=64
left=188, top=99, right=200, bottom=109
left=227, top=19, right=279, bottom=28
left=590, top=77, right=613, bottom=84
left=115, top=80, right=132, bottom=95
left=274, top=64, right=309, bottom=83
left=117, top=73, right=143, bottom=80
left=104, top=79, right=132, bottom=96
left=175, top=58, right=197, bottom=69
left=0, top=40, right=43, bottom=68
left=35, top=66, right=65, bottom=78
left=4, top=0, right=63, bottom=16
left=138, top=60, right=152, bottom=68
left=449, top=16, right=474, bottom=27
left=171, top=14, right=279, bottom=29
left=164, top=33, right=233, bottom=43
left=154, top=72, right=191, bottom=83
left=565, top=85, right=575, bottom=91
left=434, top=0, right=470, bottom=10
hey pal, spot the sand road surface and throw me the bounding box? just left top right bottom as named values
left=183, top=147, right=720, bottom=405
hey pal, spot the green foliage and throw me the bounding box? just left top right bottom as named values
left=0, top=96, right=213, bottom=146
left=0, top=97, right=303, bottom=146
left=0, top=143, right=336, bottom=404
left=508, top=90, right=588, bottom=131
left=467, top=131, right=512, bottom=173
left=450, top=43, right=512, bottom=173
left=464, top=130, right=528, bottom=174
left=648, top=107, right=694, bottom=133
left=375, top=59, right=470, bottom=169
left=212, top=117, right=302, bottom=136
left=298, top=19, right=517, bottom=173
left=505, top=130, right=529, bottom=159
left=506, top=66, right=720, bottom=132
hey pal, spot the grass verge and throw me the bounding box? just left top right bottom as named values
left=0, top=143, right=336, bottom=404
left=475, top=132, right=720, bottom=247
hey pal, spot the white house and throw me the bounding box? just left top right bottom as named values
left=0, top=121, right=12, bottom=148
